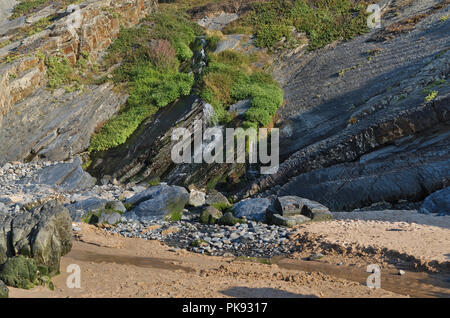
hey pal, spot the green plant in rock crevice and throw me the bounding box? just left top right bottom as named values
left=200, top=49, right=284, bottom=128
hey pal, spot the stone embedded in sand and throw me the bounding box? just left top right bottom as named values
left=276, top=196, right=332, bottom=221
left=420, top=187, right=450, bottom=215
left=271, top=213, right=311, bottom=227
left=125, top=184, right=189, bottom=222
left=233, top=198, right=271, bottom=222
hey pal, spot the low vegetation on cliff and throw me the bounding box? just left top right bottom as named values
left=11, top=0, right=83, bottom=19
left=200, top=49, right=283, bottom=127
left=88, top=10, right=201, bottom=152
left=224, top=0, right=369, bottom=50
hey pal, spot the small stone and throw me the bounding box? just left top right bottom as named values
left=307, top=253, right=324, bottom=261
left=188, top=190, right=206, bottom=207
left=200, top=206, right=222, bottom=225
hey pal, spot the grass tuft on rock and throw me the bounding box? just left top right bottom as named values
left=200, top=49, right=283, bottom=127
left=225, top=0, right=369, bottom=51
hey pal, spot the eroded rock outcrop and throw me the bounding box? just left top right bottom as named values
left=0, top=200, right=72, bottom=275
left=0, top=0, right=157, bottom=164
left=236, top=0, right=450, bottom=210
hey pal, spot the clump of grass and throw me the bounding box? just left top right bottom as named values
left=230, top=0, right=369, bottom=51
left=425, top=90, right=438, bottom=102
left=11, top=0, right=81, bottom=20
left=200, top=49, right=283, bottom=127
left=43, top=51, right=96, bottom=92
left=89, top=10, right=200, bottom=152
left=45, top=56, right=74, bottom=90
left=212, top=202, right=232, bottom=212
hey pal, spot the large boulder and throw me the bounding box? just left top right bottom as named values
left=271, top=214, right=311, bottom=227
left=8, top=201, right=72, bottom=274
left=125, top=184, right=189, bottom=222
left=0, top=213, right=13, bottom=265
left=276, top=196, right=332, bottom=221
left=66, top=197, right=108, bottom=222
left=18, top=157, right=96, bottom=192
left=233, top=198, right=271, bottom=222
left=420, top=187, right=450, bottom=215
left=66, top=198, right=125, bottom=222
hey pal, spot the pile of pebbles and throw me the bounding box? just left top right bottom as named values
left=106, top=212, right=298, bottom=258
left=0, top=160, right=129, bottom=214
left=1, top=160, right=299, bottom=258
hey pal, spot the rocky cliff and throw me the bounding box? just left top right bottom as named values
left=236, top=0, right=450, bottom=210
left=0, top=0, right=157, bottom=164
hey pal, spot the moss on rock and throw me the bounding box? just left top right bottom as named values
left=200, top=206, right=223, bottom=225
left=0, top=280, right=8, bottom=298
left=0, top=256, right=39, bottom=289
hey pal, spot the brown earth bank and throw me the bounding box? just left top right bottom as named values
left=8, top=215, right=450, bottom=298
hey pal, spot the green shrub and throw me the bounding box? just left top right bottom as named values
left=89, top=9, right=199, bottom=152
left=45, top=56, right=73, bottom=90
left=174, top=40, right=194, bottom=62
left=200, top=49, right=283, bottom=128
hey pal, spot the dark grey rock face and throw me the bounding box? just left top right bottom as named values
left=420, top=187, right=450, bottom=215
left=18, top=157, right=96, bottom=192
left=0, top=201, right=72, bottom=274
left=0, top=84, right=126, bottom=165
left=125, top=184, right=189, bottom=222
left=236, top=1, right=450, bottom=210
left=233, top=198, right=270, bottom=222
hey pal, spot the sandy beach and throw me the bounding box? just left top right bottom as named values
left=9, top=210, right=450, bottom=298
